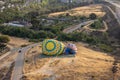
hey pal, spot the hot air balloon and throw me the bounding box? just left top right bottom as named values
left=42, top=39, right=65, bottom=56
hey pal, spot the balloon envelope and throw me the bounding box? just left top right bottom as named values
left=42, top=39, right=65, bottom=55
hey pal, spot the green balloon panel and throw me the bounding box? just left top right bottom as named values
left=42, top=39, right=65, bottom=55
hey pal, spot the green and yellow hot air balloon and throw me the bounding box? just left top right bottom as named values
left=42, top=39, right=65, bottom=56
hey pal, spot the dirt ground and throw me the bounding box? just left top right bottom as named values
left=0, top=52, right=17, bottom=69
left=0, top=34, right=31, bottom=49
left=0, top=67, right=9, bottom=79
left=0, top=35, right=32, bottom=79
left=8, top=36, right=32, bottom=49
left=48, top=4, right=106, bottom=17
left=0, top=52, right=17, bottom=79
left=23, top=42, right=120, bottom=80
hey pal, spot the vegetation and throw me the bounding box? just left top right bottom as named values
left=0, top=26, right=55, bottom=39
left=0, top=35, right=10, bottom=51
left=58, top=32, right=100, bottom=43
left=90, top=19, right=103, bottom=29
left=0, top=1, right=114, bottom=53
left=89, top=13, right=97, bottom=20
left=98, top=44, right=113, bottom=52
left=0, top=8, right=23, bottom=23
left=0, top=35, right=10, bottom=43
left=0, top=17, right=112, bottom=53
left=58, top=32, right=113, bottom=52
left=21, top=44, right=28, bottom=47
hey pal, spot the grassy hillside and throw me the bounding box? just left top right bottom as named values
left=22, top=42, right=120, bottom=80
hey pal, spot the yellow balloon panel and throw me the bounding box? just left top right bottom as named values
left=42, top=39, right=65, bottom=56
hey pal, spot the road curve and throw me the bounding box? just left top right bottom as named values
left=11, top=43, right=41, bottom=80
left=83, top=21, right=108, bottom=32
left=63, top=20, right=95, bottom=34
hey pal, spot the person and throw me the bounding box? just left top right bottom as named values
left=64, top=43, right=77, bottom=55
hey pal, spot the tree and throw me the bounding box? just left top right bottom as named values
left=0, top=7, right=22, bottom=23
left=24, top=11, right=39, bottom=21
left=31, top=18, right=40, bottom=30
left=0, top=35, right=10, bottom=49
left=66, top=13, right=70, bottom=16
left=89, top=13, right=97, bottom=20
left=0, top=35, right=10, bottom=43
left=90, top=19, right=102, bottom=29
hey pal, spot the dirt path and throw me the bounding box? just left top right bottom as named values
left=83, top=21, right=108, bottom=32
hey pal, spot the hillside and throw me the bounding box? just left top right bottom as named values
left=1, top=0, right=120, bottom=80
left=0, top=34, right=32, bottom=49
left=22, top=42, right=120, bottom=80
left=8, top=36, right=32, bottom=48
left=48, top=4, right=105, bottom=17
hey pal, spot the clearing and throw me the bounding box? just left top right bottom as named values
left=48, top=4, right=106, bottom=17
left=23, top=42, right=120, bottom=80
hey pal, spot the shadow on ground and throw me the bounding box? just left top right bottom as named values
left=36, top=53, right=75, bottom=59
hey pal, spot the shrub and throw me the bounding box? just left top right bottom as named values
left=98, top=44, right=113, bottom=52
left=58, top=32, right=101, bottom=44
left=89, top=13, right=97, bottom=20
left=90, top=20, right=102, bottom=29
left=21, top=44, right=28, bottom=47
left=0, top=25, right=55, bottom=39
left=0, top=35, right=10, bottom=49
left=0, top=35, right=10, bottom=43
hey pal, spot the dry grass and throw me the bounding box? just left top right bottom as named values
left=0, top=67, right=9, bottom=79
left=23, top=45, right=44, bottom=73
left=0, top=53, right=17, bottom=80
left=0, top=52, right=17, bottom=69
left=23, top=42, right=120, bottom=80
left=48, top=4, right=106, bottom=18
left=0, top=34, right=32, bottom=49
left=0, top=33, right=31, bottom=48
left=8, top=36, right=32, bottom=48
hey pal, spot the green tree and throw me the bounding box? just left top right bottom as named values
left=89, top=13, right=97, bottom=20
left=0, top=35, right=10, bottom=49
left=0, top=35, right=10, bottom=43
left=90, top=20, right=102, bottom=29
left=0, top=7, right=22, bottom=23
left=31, top=18, right=40, bottom=30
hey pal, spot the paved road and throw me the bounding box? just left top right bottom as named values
left=11, top=43, right=41, bottom=80
left=63, top=20, right=95, bottom=33
left=11, top=48, right=28, bottom=80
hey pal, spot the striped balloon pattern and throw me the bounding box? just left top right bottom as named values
left=42, top=39, right=65, bottom=55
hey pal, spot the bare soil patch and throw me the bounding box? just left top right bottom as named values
left=48, top=4, right=106, bottom=18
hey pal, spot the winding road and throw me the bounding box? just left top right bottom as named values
left=11, top=43, right=41, bottom=80
left=0, top=42, right=41, bottom=80
left=63, top=20, right=95, bottom=33
left=83, top=21, right=108, bottom=32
